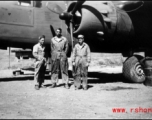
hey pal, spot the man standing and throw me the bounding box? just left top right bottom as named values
left=33, top=35, right=47, bottom=90
left=72, top=34, right=91, bottom=90
left=50, top=28, right=69, bottom=89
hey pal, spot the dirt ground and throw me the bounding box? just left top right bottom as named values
left=0, top=50, right=152, bottom=119
left=0, top=66, right=152, bottom=119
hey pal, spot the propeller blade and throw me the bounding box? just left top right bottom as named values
left=64, top=1, right=70, bottom=8
left=70, top=22, right=74, bottom=52
left=50, top=25, right=56, bottom=37
left=64, top=1, right=70, bottom=5
left=64, top=1, right=75, bottom=6
left=46, top=2, right=64, bottom=14
left=71, top=1, right=85, bottom=15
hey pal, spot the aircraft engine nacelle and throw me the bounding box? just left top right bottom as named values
left=68, top=1, right=134, bottom=45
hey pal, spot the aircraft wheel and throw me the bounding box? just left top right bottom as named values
left=123, top=55, right=145, bottom=83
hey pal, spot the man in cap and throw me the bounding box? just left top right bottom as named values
left=33, top=35, right=48, bottom=90
left=50, top=28, right=70, bottom=89
left=72, top=34, right=91, bottom=90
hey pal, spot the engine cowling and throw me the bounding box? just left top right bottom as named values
left=67, top=1, right=134, bottom=44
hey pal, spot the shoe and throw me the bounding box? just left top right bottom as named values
left=83, top=86, right=88, bottom=90
left=75, top=87, right=78, bottom=90
left=50, top=83, right=56, bottom=88
left=64, top=84, right=70, bottom=89
left=35, top=85, right=40, bottom=90
left=40, top=84, right=46, bottom=88
left=75, top=87, right=81, bottom=90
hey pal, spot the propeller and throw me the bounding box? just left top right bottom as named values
left=59, top=1, right=85, bottom=53
left=46, top=2, right=64, bottom=14
left=71, top=1, right=84, bottom=14
left=59, top=1, right=85, bottom=20
left=50, top=25, right=56, bottom=37
left=70, top=22, right=74, bottom=52
left=47, top=1, right=85, bottom=53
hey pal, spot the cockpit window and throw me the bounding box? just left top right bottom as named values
left=18, top=1, right=31, bottom=6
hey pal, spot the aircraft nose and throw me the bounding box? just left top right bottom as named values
left=73, top=6, right=105, bottom=39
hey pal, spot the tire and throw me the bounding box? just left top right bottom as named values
left=123, top=55, right=145, bottom=83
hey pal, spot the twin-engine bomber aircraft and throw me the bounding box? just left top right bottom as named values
left=0, top=1, right=151, bottom=83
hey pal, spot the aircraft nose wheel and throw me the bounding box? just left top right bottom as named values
left=135, top=63, right=145, bottom=77
left=123, top=55, right=145, bottom=83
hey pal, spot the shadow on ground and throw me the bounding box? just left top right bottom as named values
left=88, top=72, right=123, bottom=83
left=0, top=70, right=130, bottom=84
left=99, top=86, right=139, bottom=91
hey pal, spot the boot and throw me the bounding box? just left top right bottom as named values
left=50, top=83, right=56, bottom=88
left=35, top=85, right=40, bottom=90
left=83, top=86, right=88, bottom=90
left=64, top=84, right=70, bottom=89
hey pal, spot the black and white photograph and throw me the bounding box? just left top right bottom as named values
left=0, top=1, right=152, bottom=119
